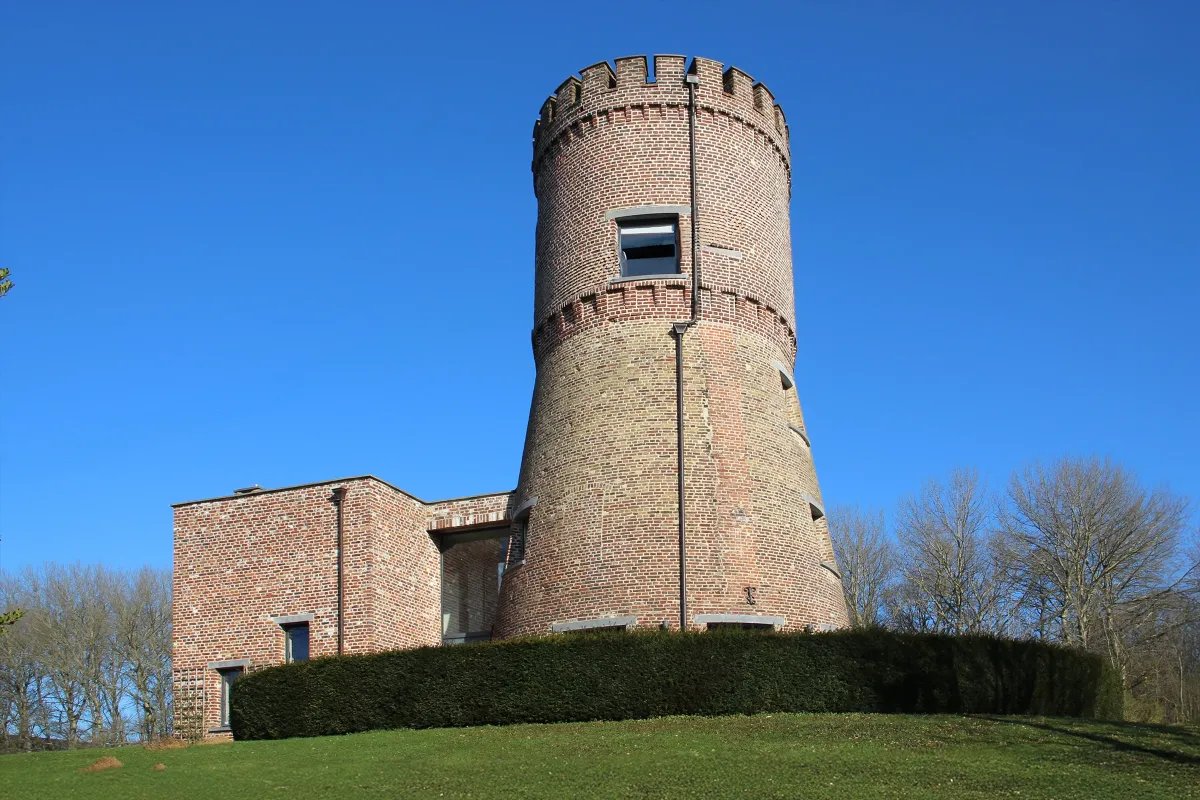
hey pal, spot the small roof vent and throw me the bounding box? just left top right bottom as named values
left=234, top=485, right=264, bottom=495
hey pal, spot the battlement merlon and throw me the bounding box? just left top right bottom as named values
left=531, top=55, right=791, bottom=170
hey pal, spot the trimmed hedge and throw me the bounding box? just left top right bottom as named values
left=230, top=630, right=1123, bottom=740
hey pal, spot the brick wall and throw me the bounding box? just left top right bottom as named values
left=172, top=478, right=508, bottom=736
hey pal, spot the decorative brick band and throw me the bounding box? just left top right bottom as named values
left=534, top=99, right=790, bottom=192
left=426, top=491, right=515, bottom=533
left=531, top=280, right=798, bottom=360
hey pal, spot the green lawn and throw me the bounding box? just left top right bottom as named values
left=2, top=714, right=1197, bottom=799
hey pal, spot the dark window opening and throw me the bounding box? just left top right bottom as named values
left=218, top=667, right=243, bottom=727
left=563, top=625, right=629, bottom=636
left=283, top=622, right=309, bottom=663
left=776, top=362, right=806, bottom=430
left=707, top=622, right=774, bottom=632
left=439, top=528, right=510, bottom=646
left=508, top=517, right=528, bottom=563
left=809, top=502, right=825, bottom=522
left=619, top=217, right=680, bottom=277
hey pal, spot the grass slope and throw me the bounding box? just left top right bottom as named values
left=2, top=714, right=1197, bottom=799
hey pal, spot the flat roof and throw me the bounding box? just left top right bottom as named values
left=171, top=475, right=513, bottom=509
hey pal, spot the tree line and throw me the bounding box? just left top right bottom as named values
left=1, top=455, right=1195, bottom=749
left=830, top=456, right=1200, bottom=723
left=0, top=564, right=172, bottom=751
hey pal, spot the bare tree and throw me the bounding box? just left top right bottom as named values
left=118, top=567, right=172, bottom=741
left=893, top=468, right=1008, bottom=635
left=1133, top=529, right=1200, bottom=722
left=1000, top=457, right=1193, bottom=689
left=829, top=506, right=895, bottom=628
left=0, top=575, right=45, bottom=751
left=0, top=564, right=173, bottom=750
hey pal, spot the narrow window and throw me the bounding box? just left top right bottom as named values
left=707, top=622, right=774, bottom=633
left=551, top=615, right=637, bottom=634
left=283, top=622, right=310, bottom=663
left=508, top=518, right=528, bottom=563
left=774, top=361, right=806, bottom=432
left=218, top=667, right=243, bottom=728
left=618, top=217, right=680, bottom=277
left=498, top=535, right=510, bottom=588
left=562, top=624, right=628, bottom=636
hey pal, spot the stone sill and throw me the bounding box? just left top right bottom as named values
left=607, top=275, right=687, bottom=285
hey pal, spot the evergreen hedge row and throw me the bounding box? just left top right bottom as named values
left=230, top=630, right=1123, bottom=740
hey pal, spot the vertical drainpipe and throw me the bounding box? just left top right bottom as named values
left=687, top=71, right=701, bottom=322
left=671, top=70, right=702, bottom=632
left=672, top=321, right=690, bottom=632
left=331, top=486, right=348, bottom=655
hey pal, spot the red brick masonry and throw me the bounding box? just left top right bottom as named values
left=172, top=478, right=514, bottom=735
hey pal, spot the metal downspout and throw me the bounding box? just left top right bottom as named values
left=331, top=486, right=348, bottom=655
left=672, top=321, right=690, bottom=632
left=672, top=70, right=702, bottom=632
left=687, top=72, right=701, bottom=322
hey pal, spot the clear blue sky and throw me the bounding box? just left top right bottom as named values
left=2, top=1, right=1197, bottom=571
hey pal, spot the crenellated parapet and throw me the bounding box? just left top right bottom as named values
left=532, top=55, right=792, bottom=183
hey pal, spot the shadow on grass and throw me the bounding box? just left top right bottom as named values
left=976, top=716, right=1200, bottom=766
left=1093, top=719, right=1200, bottom=753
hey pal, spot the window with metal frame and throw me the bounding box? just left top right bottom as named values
left=439, top=528, right=509, bottom=646
left=218, top=667, right=243, bottom=727
left=618, top=217, right=680, bottom=277
left=283, top=622, right=310, bottom=663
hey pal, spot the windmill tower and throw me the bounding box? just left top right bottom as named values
left=496, top=55, right=848, bottom=636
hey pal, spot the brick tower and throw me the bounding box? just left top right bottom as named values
left=495, top=56, right=849, bottom=636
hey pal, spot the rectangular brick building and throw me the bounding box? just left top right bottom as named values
left=172, top=477, right=515, bottom=736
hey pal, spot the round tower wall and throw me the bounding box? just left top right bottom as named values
left=531, top=56, right=796, bottom=350
left=496, top=55, right=849, bottom=637
left=495, top=319, right=847, bottom=636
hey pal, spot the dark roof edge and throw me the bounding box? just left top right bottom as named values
left=171, top=475, right=408, bottom=508
left=171, top=475, right=514, bottom=509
